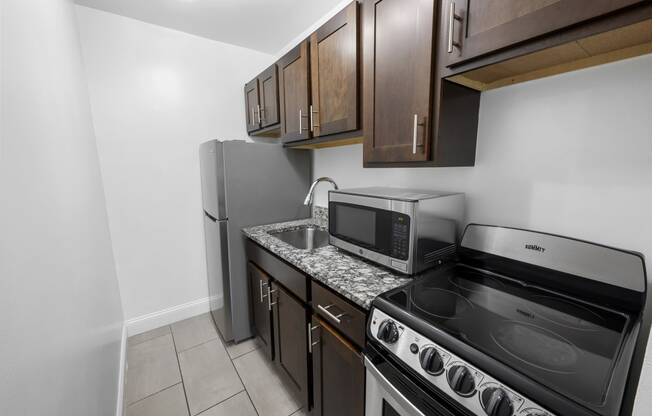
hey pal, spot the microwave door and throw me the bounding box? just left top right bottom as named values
left=329, top=203, right=394, bottom=252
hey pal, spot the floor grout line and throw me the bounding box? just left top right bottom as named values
left=228, top=343, right=261, bottom=416
left=170, top=328, right=193, bottom=416
left=130, top=314, right=298, bottom=416
left=194, top=388, right=247, bottom=415
left=126, top=330, right=172, bottom=352
left=126, top=325, right=172, bottom=348
left=174, top=335, right=220, bottom=354
left=125, top=382, right=183, bottom=408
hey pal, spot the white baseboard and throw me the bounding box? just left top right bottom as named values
left=125, top=297, right=211, bottom=336
left=116, top=324, right=127, bottom=416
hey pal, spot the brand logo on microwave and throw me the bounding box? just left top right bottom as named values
left=525, top=244, right=546, bottom=253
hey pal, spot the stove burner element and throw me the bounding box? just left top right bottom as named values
left=529, top=296, right=604, bottom=331
left=492, top=322, right=579, bottom=374
left=449, top=273, right=505, bottom=292
left=411, top=288, right=473, bottom=319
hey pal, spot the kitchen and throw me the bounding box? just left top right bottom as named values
left=2, top=1, right=652, bottom=416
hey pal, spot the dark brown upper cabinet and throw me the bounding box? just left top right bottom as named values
left=310, top=316, right=365, bottom=416
left=244, top=64, right=281, bottom=136
left=310, top=2, right=359, bottom=138
left=278, top=2, right=362, bottom=148
left=278, top=40, right=311, bottom=143
left=244, top=78, right=260, bottom=133
left=362, top=0, right=435, bottom=163
left=248, top=262, right=273, bottom=360
left=363, top=0, right=462, bottom=165
left=258, top=64, right=280, bottom=128
left=362, top=0, right=480, bottom=166
left=444, top=0, right=646, bottom=68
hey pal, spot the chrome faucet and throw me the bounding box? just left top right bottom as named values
left=303, top=177, right=339, bottom=206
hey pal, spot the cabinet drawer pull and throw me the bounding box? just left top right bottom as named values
left=267, top=286, right=277, bottom=311
left=447, top=1, right=463, bottom=54
left=256, top=104, right=261, bottom=124
left=308, top=323, right=320, bottom=353
left=318, top=304, right=346, bottom=324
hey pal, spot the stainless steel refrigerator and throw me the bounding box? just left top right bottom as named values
left=199, top=140, right=311, bottom=342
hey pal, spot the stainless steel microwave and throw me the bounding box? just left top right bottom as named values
left=328, top=187, right=465, bottom=274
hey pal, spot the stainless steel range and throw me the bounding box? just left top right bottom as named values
left=365, top=224, right=650, bottom=416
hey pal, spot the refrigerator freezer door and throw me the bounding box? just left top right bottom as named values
left=223, top=141, right=311, bottom=342
left=199, top=140, right=227, bottom=220
left=203, top=214, right=232, bottom=341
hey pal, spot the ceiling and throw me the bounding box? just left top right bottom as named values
left=75, top=0, right=344, bottom=54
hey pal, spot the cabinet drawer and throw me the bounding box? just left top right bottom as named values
left=246, top=240, right=308, bottom=302
left=311, top=281, right=366, bottom=348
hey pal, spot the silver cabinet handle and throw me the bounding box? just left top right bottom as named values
left=260, top=106, right=266, bottom=122
left=267, top=286, right=277, bottom=311
left=317, top=304, right=346, bottom=324
left=448, top=1, right=463, bottom=53
left=250, top=107, right=255, bottom=126
left=256, top=104, right=261, bottom=124
left=299, top=108, right=309, bottom=134
left=307, top=323, right=320, bottom=353
left=412, top=114, right=418, bottom=154
left=309, top=105, right=320, bottom=132
left=259, top=280, right=268, bottom=303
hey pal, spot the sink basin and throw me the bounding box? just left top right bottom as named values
left=270, top=226, right=330, bottom=250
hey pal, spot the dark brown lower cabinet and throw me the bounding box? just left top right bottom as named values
left=248, top=262, right=273, bottom=359
left=311, top=316, right=365, bottom=416
left=273, top=282, right=310, bottom=408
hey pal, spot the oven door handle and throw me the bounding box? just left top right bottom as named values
left=364, top=357, right=426, bottom=416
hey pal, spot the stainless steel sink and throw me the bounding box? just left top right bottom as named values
left=270, top=226, right=330, bottom=250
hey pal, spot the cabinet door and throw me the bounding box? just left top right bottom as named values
left=258, top=64, right=280, bottom=128
left=272, top=283, right=309, bottom=407
left=362, top=0, right=435, bottom=163
left=248, top=262, right=273, bottom=360
left=278, top=40, right=311, bottom=142
left=244, top=79, right=260, bottom=133
left=445, top=0, right=646, bottom=67
left=311, top=317, right=365, bottom=416
left=310, top=1, right=359, bottom=138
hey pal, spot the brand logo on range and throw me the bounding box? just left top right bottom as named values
left=525, top=244, right=546, bottom=253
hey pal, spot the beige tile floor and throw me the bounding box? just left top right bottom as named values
left=124, top=313, right=308, bottom=416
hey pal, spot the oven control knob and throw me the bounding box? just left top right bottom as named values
left=447, top=365, right=476, bottom=396
left=419, top=347, right=444, bottom=375
left=480, top=387, right=513, bottom=416
left=377, top=320, right=399, bottom=344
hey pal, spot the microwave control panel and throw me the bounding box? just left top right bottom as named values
left=391, top=213, right=410, bottom=260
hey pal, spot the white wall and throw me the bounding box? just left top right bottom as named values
left=313, top=54, right=652, bottom=413
left=0, top=0, right=124, bottom=415
left=74, top=6, right=272, bottom=324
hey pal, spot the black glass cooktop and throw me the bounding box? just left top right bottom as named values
left=381, top=264, right=631, bottom=406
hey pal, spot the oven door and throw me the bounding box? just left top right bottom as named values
left=364, top=344, right=469, bottom=416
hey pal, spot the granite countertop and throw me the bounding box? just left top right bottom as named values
left=242, top=209, right=412, bottom=310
